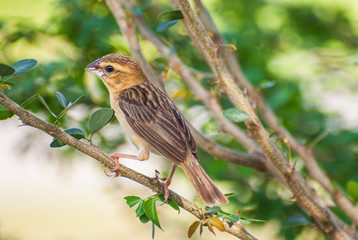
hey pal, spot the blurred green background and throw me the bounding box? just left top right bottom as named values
left=1, top=0, right=358, bottom=239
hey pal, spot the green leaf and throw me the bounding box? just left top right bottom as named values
left=166, top=199, right=180, bottom=213
left=56, top=91, right=67, bottom=108
left=38, top=95, right=57, bottom=118
left=124, top=196, right=142, bottom=208
left=287, top=213, right=308, bottom=226
left=11, top=59, right=37, bottom=76
left=143, top=198, right=162, bottom=230
left=67, top=95, right=85, bottom=108
left=206, top=206, right=221, bottom=214
left=226, top=214, right=240, bottom=223
left=88, top=108, right=114, bottom=134
left=158, top=10, right=183, bottom=22
left=223, top=108, right=250, bottom=122
left=156, top=20, right=179, bottom=32
left=50, top=128, right=85, bottom=148
left=21, top=94, right=39, bottom=108
left=155, top=194, right=180, bottom=213
left=347, top=180, right=358, bottom=202
left=65, top=128, right=86, bottom=139
left=136, top=200, right=145, bottom=217
left=260, top=81, right=276, bottom=89
left=139, top=214, right=150, bottom=224
left=240, top=218, right=251, bottom=224
left=0, top=109, right=14, bottom=120
left=0, top=63, right=15, bottom=77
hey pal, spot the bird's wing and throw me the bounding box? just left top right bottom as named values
left=118, top=83, right=197, bottom=164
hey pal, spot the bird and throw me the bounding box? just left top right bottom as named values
left=85, top=54, right=228, bottom=205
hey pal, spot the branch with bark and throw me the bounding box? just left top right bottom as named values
left=192, top=0, right=358, bottom=227
left=102, top=0, right=358, bottom=239
left=0, top=90, right=257, bottom=240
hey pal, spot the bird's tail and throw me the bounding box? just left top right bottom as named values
left=180, top=156, right=228, bottom=205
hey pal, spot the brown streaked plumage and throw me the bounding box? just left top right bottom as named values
left=85, top=54, right=228, bottom=205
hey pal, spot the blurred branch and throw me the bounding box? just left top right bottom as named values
left=106, top=0, right=165, bottom=91
left=167, top=0, right=355, bottom=239
left=193, top=0, right=358, bottom=227
left=0, top=90, right=257, bottom=240
left=106, top=0, right=274, bottom=174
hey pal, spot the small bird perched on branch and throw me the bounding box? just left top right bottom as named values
left=85, top=54, right=228, bottom=205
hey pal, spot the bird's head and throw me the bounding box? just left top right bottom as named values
left=85, top=54, right=147, bottom=93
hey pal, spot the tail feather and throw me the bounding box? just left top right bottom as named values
left=180, top=157, right=228, bottom=205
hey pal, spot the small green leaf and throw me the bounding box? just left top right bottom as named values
left=223, top=108, right=250, bottom=122
left=68, top=95, right=85, bottom=108
left=156, top=20, right=179, bottom=32
left=260, top=81, right=276, bottom=89
left=347, top=180, right=358, bottom=202
left=65, top=128, right=86, bottom=139
left=226, top=214, right=240, bottom=223
left=50, top=128, right=85, bottom=148
left=155, top=194, right=180, bottom=213
left=188, top=221, right=200, bottom=238
left=166, top=199, right=180, bottom=213
left=56, top=91, right=67, bottom=108
left=0, top=63, right=15, bottom=77
left=136, top=200, right=145, bottom=217
left=139, top=214, right=150, bottom=224
left=143, top=198, right=162, bottom=230
left=245, top=218, right=266, bottom=223
left=206, top=206, right=221, bottom=214
left=38, top=95, right=57, bottom=118
left=88, top=108, right=114, bottom=134
left=240, top=218, right=251, bottom=224
left=11, top=59, right=37, bottom=76
left=0, top=109, right=14, bottom=120
left=124, top=196, right=142, bottom=208
left=21, top=94, right=39, bottom=108
left=287, top=213, right=308, bottom=226
left=158, top=10, right=183, bottom=22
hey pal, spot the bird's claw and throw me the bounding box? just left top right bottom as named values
left=103, top=154, right=121, bottom=177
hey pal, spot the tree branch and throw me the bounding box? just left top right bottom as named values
left=0, top=91, right=257, bottom=239
left=193, top=0, right=358, bottom=227
left=106, top=0, right=273, bottom=174
left=168, top=0, right=355, bottom=239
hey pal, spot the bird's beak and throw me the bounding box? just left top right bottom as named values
left=85, top=58, right=104, bottom=78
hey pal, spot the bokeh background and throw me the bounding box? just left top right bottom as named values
left=1, top=0, right=358, bottom=239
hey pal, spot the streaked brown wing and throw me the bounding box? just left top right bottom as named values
left=118, top=83, right=197, bottom=164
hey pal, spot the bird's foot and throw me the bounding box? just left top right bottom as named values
left=162, top=179, right=171, bottom=204
left=104, top=153, right=121, bottom=177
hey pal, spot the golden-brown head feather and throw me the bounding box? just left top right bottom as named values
left=85, top=54, right=147, bottom=93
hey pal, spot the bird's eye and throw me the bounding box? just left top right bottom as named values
left=105, top=65, right=114, bottom=73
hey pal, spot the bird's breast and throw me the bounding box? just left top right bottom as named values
left=109, top=93, right=151, bottom=151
